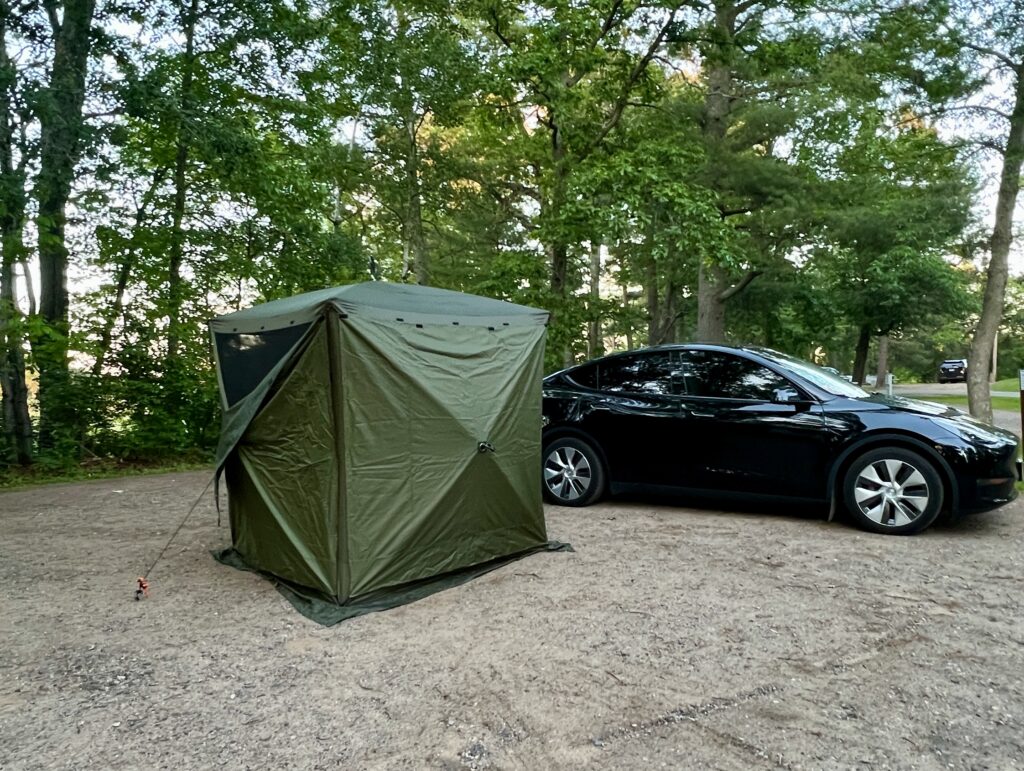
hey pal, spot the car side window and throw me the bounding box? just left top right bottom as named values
left=598, top=352, right=683, bottom=395
left=566, top=362, right=599, bottom=389
left=679, top=350, right=794, bottom=400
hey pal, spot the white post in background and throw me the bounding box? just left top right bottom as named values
left=1017, top=369, right=1024, bottom=479
left=886, top=372, right=894, bottom=396
left=992, top=334, right=998, bottom=383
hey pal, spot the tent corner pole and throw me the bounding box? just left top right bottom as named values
left=325, top=308, right=351, bottom=602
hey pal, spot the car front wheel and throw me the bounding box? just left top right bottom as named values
left=843, top=448, right=944, bottom=535
left=542, top=437, right=605, bottom=507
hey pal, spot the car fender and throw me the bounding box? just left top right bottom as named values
left=825, top=431, right=959, bottom=521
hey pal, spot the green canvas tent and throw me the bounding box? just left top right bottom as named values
left=209, top=282, right=563, bottom=622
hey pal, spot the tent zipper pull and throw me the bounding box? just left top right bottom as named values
left=477, top=441, right=496, bottom=454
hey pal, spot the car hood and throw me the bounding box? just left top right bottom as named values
left=859, top=393, right=955, bottom=416
left=850, top=393, right=1018, bottom=442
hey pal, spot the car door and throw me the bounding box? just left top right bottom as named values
left=577, top=350, right=700, bottom=488
left=676, top=350, right=833, bottom=500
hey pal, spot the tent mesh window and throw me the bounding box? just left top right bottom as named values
left=214, top=323, right=311, bottom=407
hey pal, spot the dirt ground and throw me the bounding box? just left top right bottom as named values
left=2, top=472, right=1024, bottom=770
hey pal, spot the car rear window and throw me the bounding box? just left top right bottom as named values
left=597, top=352, right=681, bottom=395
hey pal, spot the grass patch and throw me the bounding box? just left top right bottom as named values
left=0, top=458, right=211, bottom=491
left=993, top=377, right=1022, bottom=393
left=902, top=394, right=1020, bottom=412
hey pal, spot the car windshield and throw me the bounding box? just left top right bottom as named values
left=752, top=349, right=870, bottom=398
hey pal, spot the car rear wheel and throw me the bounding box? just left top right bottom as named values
left=542, top=437, right=605, bottom=507
left=843, top=448, right=944, bottom=535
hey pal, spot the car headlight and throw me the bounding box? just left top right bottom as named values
left=933, top=416, right=1009, bottom=447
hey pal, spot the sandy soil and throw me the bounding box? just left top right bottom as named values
left=2, top=472, right=1024, bottom=770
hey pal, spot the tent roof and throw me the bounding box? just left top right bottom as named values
left=210, top=282, right=549, bottom=333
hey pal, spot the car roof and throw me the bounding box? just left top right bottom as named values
left=563, top=342, right=791, bottom=363
left=556, top=343, right=805, bottom=375
left=548, top=343, right=847, bottom=402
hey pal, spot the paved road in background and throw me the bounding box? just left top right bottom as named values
left=892, top=382, right=1018, bottom=398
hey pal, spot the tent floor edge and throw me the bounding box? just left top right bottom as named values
left=211, top=541, right=572, bottom=626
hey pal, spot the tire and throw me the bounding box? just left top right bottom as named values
left=542, top=436, right=606, bottom=507
left=842, top=448, right=944, bottom=535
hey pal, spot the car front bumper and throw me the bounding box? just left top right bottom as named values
left=947, top=440, right=1020, bottom=514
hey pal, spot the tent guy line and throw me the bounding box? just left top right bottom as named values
left=134, top=474, right=215, bottom=601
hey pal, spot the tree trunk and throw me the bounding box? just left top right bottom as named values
left=622, top=283, right=633, bottom=350
left=166, top=0, right=199, bottom=366
left=875, top=334, right=889, bottom=393
left=991, top=332, right=998, bottom=383
left=33, top=0, right=97, bottom=448
left=0, top=258, right=31, bottom=465
left=659, top=282, right=678, bottom=346
left=852, top=325, right=871, bottom=385
left=0, top=188, right=32, bottom=465
left=18, top=258, right=34, bottom=316
left=645, top=256, right=660, bottom=345
left=394, top=8, right=428, bottom=286
left=968, top=66, right=1024, bottom=423
left=548, top=119, right=569, bottom=298
left=0, top=11, right=32, bottom=464
left=696, top=263, right=726, bottom=343
left=406, top=118, right=429, bottom=286
left=587, top=243, right=602, bottom=357
left=694, top=2, right=738, bottom=343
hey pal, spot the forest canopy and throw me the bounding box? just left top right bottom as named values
left=1, top=0, right=1022, bottom=468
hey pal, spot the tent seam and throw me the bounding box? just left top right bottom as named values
left=326, top=308, right=350, bottom=601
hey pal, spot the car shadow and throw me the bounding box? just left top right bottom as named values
left=605, top=488, right=828, bottom=523
left=928, top=511, right=1014, bottom=536
left=597, top=489, right=1019, bottom=535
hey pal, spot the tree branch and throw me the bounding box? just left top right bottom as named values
left=962, top=41, right=1021, bottom=71
left=585, top=5, right=681, bottom=156
left=83, top=108, right=124, bottom=119
left=488, top=7, right=517, bottom=52
left=719, top=206, right=753, bottom=218
left=566, top=0, right=626, bottom=88
left=42, top=0, right=60, bottom=34
left=717, top=269, right=763, bottom=301
left=595, top=0, right=625, bottom=43
left=976, top=137, right=1007, bottom=154
left=734, top=0, right=762, bottom=16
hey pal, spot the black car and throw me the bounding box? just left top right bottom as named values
left=541, top=345, right=1018, bottom=535
left=938, top=358, right=968, bottom=383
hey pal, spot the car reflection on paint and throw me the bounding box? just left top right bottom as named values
left=541, top=345, right=1018, bottom=535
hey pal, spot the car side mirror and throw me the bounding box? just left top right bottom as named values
left=772, top=387, right=803, bottom=404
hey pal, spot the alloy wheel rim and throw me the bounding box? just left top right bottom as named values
left=854, top=459, right=930, bottom=527
left=544, top=446, right=593, bottom=501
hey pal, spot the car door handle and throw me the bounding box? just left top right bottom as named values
left=689, top=410, right=715, bottom=418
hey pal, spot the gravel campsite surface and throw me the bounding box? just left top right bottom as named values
left=3, top=472, right=1024, bottom=770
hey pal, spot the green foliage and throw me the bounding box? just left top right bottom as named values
left=0, top=0, right=990, bottom=466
